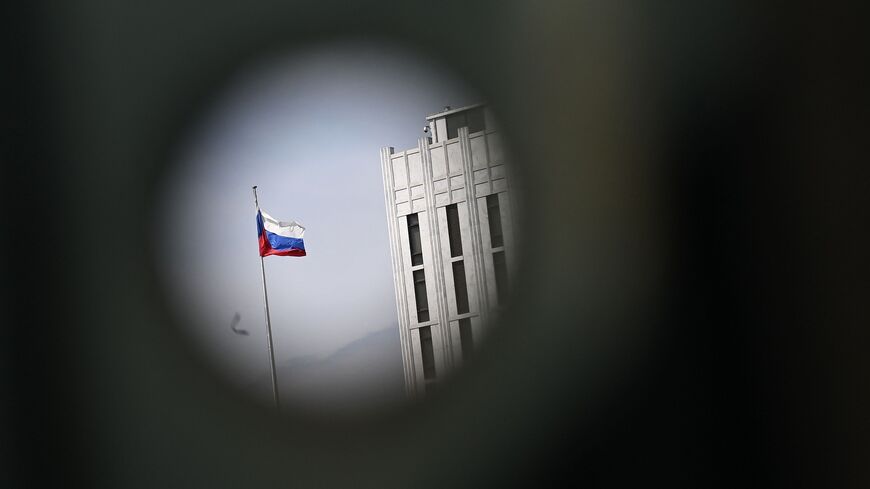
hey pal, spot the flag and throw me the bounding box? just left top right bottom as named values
left=256, top=209, right=306, bottom=257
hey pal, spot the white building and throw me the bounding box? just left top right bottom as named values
left=380, top=103, right=517, bottom=398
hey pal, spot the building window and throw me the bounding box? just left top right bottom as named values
left=487, top=194, right=504, bottom=248
left=459, top=318, right=473, bottom=361
left=445, top=107, right=486, bottom=139
left=407, top=213, right=423, bottom=266
left=413, top=269, right=430, bottom=322
left=419, top=326, right=436, bottom=380
left=493, top=251, right=508, bottom=305
left=446, top=204, right=463, bottom=257
left=446, top=113, right=463, bottom=140
left=452, top=261, right=470, bottom=314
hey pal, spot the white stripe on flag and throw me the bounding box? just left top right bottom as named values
left=261, top=210, right=305, bottom=238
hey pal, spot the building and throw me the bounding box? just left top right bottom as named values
left=380, top=103, right=517, bottom=398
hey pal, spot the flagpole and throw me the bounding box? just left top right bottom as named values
left=253, top=185, right=281, bottom=409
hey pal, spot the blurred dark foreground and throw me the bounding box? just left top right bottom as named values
left=2, top=2, right=868, bottom=488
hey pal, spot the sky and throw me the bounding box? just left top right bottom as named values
left=156, top=41, right=480, bottom=410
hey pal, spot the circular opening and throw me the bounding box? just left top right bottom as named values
left=155, top=40, right=520, bottom=417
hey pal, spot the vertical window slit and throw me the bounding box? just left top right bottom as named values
left=420, top=326, right=436, bottom=380
left=459, top=318, right=473, bottom=361
left=408, top=213, right=423, bottom=266
left=446, top=204, right=463, bottom=257
left=413, top=269, right=429, bottom=322
left=487, top=194, right=504, bottom=248
left=452, top=261, right=469, bottom=314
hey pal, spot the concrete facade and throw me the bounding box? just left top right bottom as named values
left=380, top=104, right=516, bottom=398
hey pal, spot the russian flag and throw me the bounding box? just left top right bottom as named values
left=256, top=209, right=306, bottom=257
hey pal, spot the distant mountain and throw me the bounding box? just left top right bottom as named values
left=248, top=326, right=405, bottom=414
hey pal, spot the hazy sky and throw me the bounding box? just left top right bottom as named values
left=157, top=41, right=479, bottom=406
